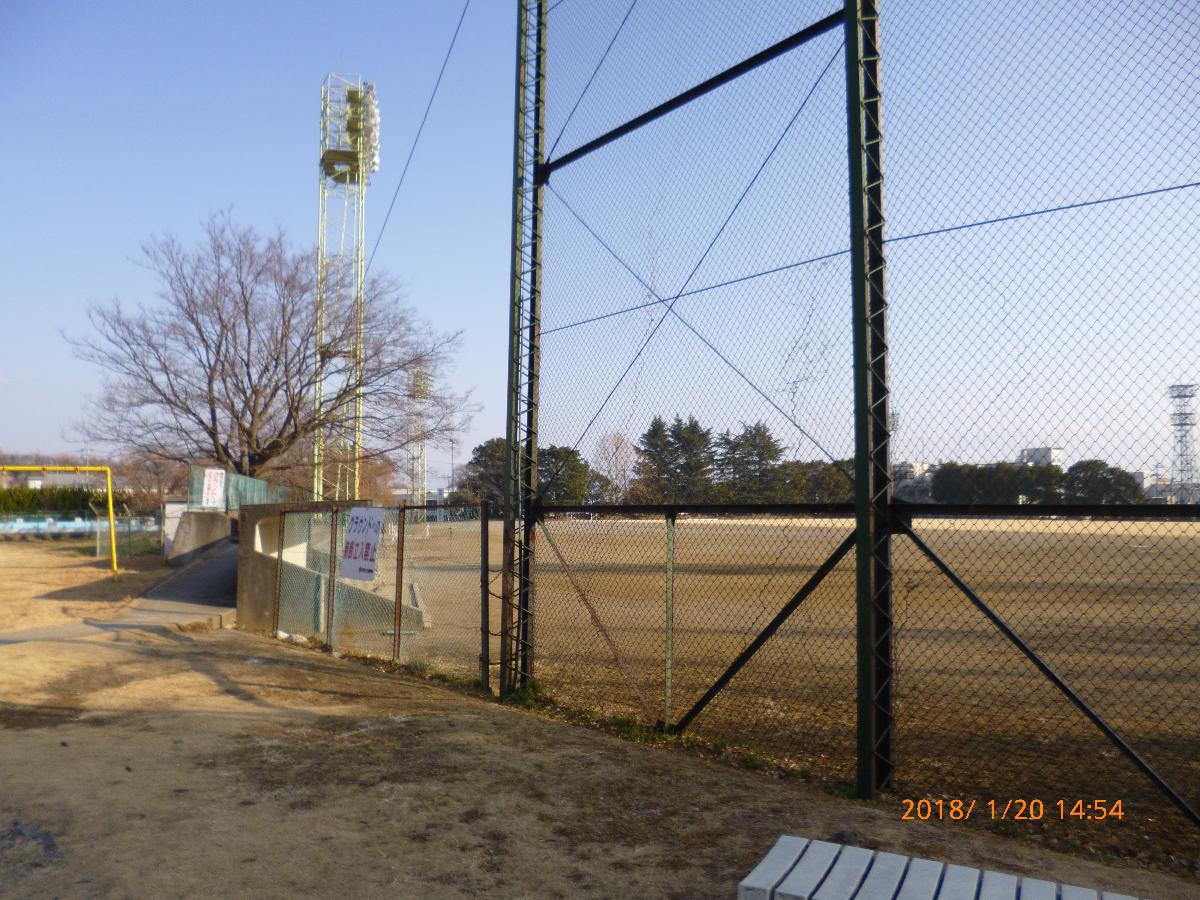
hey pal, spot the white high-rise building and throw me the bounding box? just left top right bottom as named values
left=1018, top=447, right=1065, bottom=468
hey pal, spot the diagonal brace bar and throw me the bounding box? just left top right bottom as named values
left=672, top=531, right=856, bottom=734
left=896, top=519, right=1200, bottom=829
left=536, top=10, right=843, bottom=183
left=538, top=520, right=657, bottom=722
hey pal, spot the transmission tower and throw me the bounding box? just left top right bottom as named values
left=1168, top=384, right=1198, bottom=504
left=313, top=75, right=380, bottom=500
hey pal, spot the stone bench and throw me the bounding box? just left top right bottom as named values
left=739, top=836, right=1141, bottom=900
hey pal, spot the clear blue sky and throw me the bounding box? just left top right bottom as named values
left=533, top=0, right=1198, bottom=477
left=2, top=1, right=1197, bottom=482
left=0, top=0, right=514, bottom=484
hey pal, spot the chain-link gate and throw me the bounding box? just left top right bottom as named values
left=501, top=0, right=1200, bottom=859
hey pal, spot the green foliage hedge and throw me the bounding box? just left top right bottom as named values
left=0, top=486, right=123, bottom=516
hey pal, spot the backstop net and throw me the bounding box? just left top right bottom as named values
left=503, top=0, right=1200, bottom=860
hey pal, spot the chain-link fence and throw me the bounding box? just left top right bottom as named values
left=188, top=465, right=293, bottom=512
left=535, top=507, right=858, bottom=773
left=500, top=0, right=1200, bottom=861
left=95, top=516, right=161, bottom=557
left=269, top=504, right=493, bottom=685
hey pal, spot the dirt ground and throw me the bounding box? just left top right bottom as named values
left=524, top=515, right=1200, bottom=868
left=260, top=513, right=1199, bottom=874
left=1, top=624, right=1197, bottom=899
left=0, top=539, right=171, bottom=633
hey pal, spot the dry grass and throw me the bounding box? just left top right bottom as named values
left=265, top=514, right=1200, bottom=871
left=523, top=516, right=1200, bottom=872
left=0, top=538, right=170, bottom=633
left=3, top=627, right=1196, bottom=897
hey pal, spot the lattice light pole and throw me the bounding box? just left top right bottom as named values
left=313, top=75, right=380, bottom=501
left=1168, top=384, right=1198, bottom=504
left=407, top=369, right=431, bottom=523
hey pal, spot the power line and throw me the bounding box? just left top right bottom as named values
left=365, top=0, right=472, bottom=276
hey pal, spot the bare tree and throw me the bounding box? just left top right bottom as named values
left=69, top=213, right=472, bottom=478
left=110, top=453, right=188, bottom=509
left=592, top=431, right=636, bottom=502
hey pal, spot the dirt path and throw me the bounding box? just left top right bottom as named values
left=1, top=626, right=1195, bottom=899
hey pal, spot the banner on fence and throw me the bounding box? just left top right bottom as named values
left=339, top=507, right=384, bottom=581
left=200, top=469, right=226, bottom=509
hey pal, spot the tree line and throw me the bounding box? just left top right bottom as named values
left=451, top=416, right=1147, bottom=508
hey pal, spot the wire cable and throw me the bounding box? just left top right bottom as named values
left=548, top=185, right=849, bottom=473
left=544, top=178, right=1200, bottom=335
left=365, top=0, right=472, bottom=276
left=562, top=41, right=844, bottom=458
left=547, top=0, right=639, bottom=158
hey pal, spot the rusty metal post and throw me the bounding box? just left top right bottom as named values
left=272, top=511, right=285, bottom=635
left=663, top=510, right=676, bottom=726
left=480, top=502, right=491, bottom=690
left=326, top=506, right=339, bottom=647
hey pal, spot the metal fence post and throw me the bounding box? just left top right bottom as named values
left=273, top=511, right=285, bottom=635
left=501, top=0, right=531, bottom=697
left=326, top=506, right=339, bottom=648
left=845, top=0, right=894, bottom=797
left=480, top=501, right=491, bottom=690
left=393, top=505, right=407, bottom=661
left=502, top=0, right=547, bottom=694
left=517, top=0, right=547, bottom=690
left=663, top=511, right=676, bottom=726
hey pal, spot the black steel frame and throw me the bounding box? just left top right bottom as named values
left=535, top=500, right=1200, bottom=826
left=503, top=0, right=1200, bottom=828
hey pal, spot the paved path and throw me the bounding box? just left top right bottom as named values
left=145, top=542, right=238, bottom=607
left=0, top=543, right=238, bottom=645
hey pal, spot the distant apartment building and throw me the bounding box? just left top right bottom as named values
left=392, top=487, right=448, bottom=506
left=1018, top=447, right=1065, bottom=468
left=892, top=461, right=933, bottom=501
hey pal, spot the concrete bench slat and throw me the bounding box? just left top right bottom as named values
left=813, top=845, right=874, bottom=900
left=738, top=836, right=810, bottom=900
left=851, top=851, right=909, bottom=900
left=740, top=836, right=1147, bottom=900
left=896, top=858, right=946, bottom=900
left=1017, top=878, right=1058, bottom=900
left=980, top=870, right=1018, bottom=900
left=938, top=864, right=982, bottom=900
left=774, top=840, right=842, bottom=900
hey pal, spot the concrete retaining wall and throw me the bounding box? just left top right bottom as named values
left=237, top=501, right=422, bottom=643
left=167, top=510, right=231, bottom=567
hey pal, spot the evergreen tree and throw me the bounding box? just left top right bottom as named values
left=669, top=416, right=715, bottom=503
left=628, top=416, right=675, bottom=502
left=714, top=422, right=785, bottom=502
left=537, top=446, right=593, bottom=505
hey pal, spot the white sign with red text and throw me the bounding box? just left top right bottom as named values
left=339, top=507, right=385, bottom=581
left=201, top=468, right=227, bottom=509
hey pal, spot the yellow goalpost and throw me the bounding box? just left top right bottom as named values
left=0, top=465, right=119, bottom=576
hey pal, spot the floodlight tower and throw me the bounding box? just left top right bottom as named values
left=313, top=74, right=380, bottom=500
left=406, top=369, right=431, bottom=523
left=1168, top=384, right=1198, bottom=504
